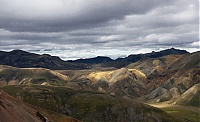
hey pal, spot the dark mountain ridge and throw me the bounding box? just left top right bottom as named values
left=70, top=48, right=188, bottom=66
left=0, top=48, right=188, bottom=70
left=97, top=48, right=188, bottom=68
left=0, top=50, right=88, bottom=70
left=68, top=56, right=113, bottom=64
left=116, top=48, right=188, bottom=61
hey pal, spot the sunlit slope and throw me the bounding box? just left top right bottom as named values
left=86, top=68, right=147, bottom=97
left=0, top=65, right=68, bottom=85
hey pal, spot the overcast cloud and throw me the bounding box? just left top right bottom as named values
left=0, top=0, right=199, bottom=60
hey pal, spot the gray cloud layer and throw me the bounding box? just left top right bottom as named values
left=0, top=0, right=199, bottom=60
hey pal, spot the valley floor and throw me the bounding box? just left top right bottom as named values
left=148, top=103, right=200, bottom=122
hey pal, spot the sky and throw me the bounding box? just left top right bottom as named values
left=0, top=0, right=199, bottom=60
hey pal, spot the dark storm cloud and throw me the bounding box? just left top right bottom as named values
left=0, top=0, right=174, bottom=32
left=0, top=0, right=199, bottom=60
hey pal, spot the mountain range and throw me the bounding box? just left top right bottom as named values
left=0, top=48, right=189, bottom=70
left=0, top=48, right=199, bottom=122
left=69, top=48, right=189, bottom=68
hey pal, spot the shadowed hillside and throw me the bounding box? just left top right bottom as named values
left=0, top=89, right=79, bottom=122
left=0, top=85, right=177, bottom=122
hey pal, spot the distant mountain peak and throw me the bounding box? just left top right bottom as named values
left=70, top=55, right=113, bottom=64
left=10, top=50, right=29, bottom=54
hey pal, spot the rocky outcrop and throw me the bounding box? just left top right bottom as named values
left=171, top=83, right=200, bottom=106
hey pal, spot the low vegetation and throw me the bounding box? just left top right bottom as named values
left=1, top=85, right=177, bottom=122
left=150, top=103, right=200, bottom=122
left=0, top=66, right=68, bottom=85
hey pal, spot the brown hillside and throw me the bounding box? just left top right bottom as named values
left=0, top=65, right=68, bottom=85
left=0, top=89, right=79, bottom=122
